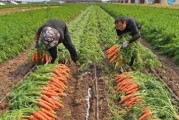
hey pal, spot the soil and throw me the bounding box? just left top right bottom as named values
left=0, top=46, right=34, bottom=115
left=140, top=39, right=179, bottom=99
left=56, top=64, right=111, bottom=120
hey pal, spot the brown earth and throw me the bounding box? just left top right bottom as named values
left=57, top=64, right=111, bottom=120
left=0, top=46, right=34, bottom=115
left=140, top=39, right=179, bottom=100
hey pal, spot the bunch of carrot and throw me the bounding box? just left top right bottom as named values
left=105, top=44, right=123, bottom=68
left=26, top=64, right=70, bottom=120
left=32, top=50, right=51, bottom=64
left=115, top=72, right=139, bottom=95
left=114, top=72, right=153, bottom=120
left=115, top=72, right=141, bottom=107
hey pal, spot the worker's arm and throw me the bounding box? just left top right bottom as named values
left=63, top=25, right=78, bottom=62
left=128, top=21, right=141, bottom=44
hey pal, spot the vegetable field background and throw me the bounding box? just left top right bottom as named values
left=0, top=3, right=179, bottom=120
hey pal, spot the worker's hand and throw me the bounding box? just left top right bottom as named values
left=35, top=40, right=39, bottom=49
left=122, top=41, right=129, bottom=48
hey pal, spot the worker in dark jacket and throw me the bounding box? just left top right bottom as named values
left=115, top=17, right=141, bottom=66
left=35, top=19, right=79, bottom=64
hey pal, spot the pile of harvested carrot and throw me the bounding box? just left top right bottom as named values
left=32, top=50, right=51, bottom=64
left=115, top=72, right=154, bottom=120
left=25, top=64, right=70, bottom=120
left=105, top=44, right=123, bottom=68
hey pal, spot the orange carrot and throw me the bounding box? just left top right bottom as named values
left=107, top=47, right=120, bottom=58
left=33, top=112, right=47, bottom=120
left=41, top=109, right=57, bottom=119
left=38, top=110, right=53, bottom=120
left=38, top=101, right=53, bottom=111
left=126, top=88, right=139, bottom=95
left=106, top=45, right=119, bottom=54
left=125, top=84, right=138, bottom=92
left=42, top=91, right=58, bottom=97
left=37, top=99, right=56, bottom=109
left=139, top=109, right=152, bottom=120
left=28, top=115, right=37, bottom=120
left=119, top=95, right=133, bottom=104
left=42, top=95, right=55, bottom=106
left=54, top=100, right=64, bottom=108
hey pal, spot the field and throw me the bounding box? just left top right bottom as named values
left=0, top=3, right=179, bottom=120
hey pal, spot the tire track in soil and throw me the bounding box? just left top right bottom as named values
left=57, top=65, right=110, bottom=120
left=140, top=39, right=179, bottom=99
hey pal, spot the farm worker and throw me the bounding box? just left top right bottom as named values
left=115, top=16, right=141, bottom=66
left=35, top=19, right=80, bottom=65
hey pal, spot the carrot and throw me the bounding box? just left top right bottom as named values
left=126, top=88, right=139, bottom=95
left=33, top=112, right=48, bottom=120
left=106, top=45, right=119, bottom=54
left=125, top=84, right=138, bottom=92
left=41, top=109, right=57, bottom=119
left=117, top=82, right=134, bottom=91
left=38, top=101, right=53, bottom=110
left=115, top=76, right=131, bottom=83
left=115, top=59, right=123, bottom=68
left=38, top=110, right=53, bottom=120
left=119, top=95, right=133, bottom=104
left=50, top=81, right=65, bottom=90
left=109, top=54, right=120, bottom=63
left=28, top=115, right=37, bottom=120
left=125, top=97, right=141, bottom=106
left=139, top=110, right=152, bottom=120
left=107, top=47, right=120, bottom=58
left=49, top=84, right=63, bottom=93
left=52, top=70, right=61, bottom=77
left=54, top=100, right=64, bottom=108
left=38, top=99, right=56, bottom=109
left=42, top=95, right=55, bottom=106
left=32, top=53, right=35, bottom=62
left=106, top=46, right=119, bottom=56
left=42, top=91, right=58, bottom=97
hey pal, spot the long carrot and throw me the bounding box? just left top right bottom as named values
left=38, top=101, right=53, bottom=111
left=41, top=109, right=57, bottom=119
left=42, top=91, right=58, bottom=97
left=34, top=112, right=48, bottom=120
left=126, top=88, right=138, bottom=95
left=28, top=115, right=37, bottom=120
left=106, top=45, right=118, bottom=53
left=125, top=84, right=138, bottom=92
left=139, top=110, right=152, bottom=120
left=119, top=95, right=133, bottom=104
left=38, top=110, right=53, bottom=120
left=42, top=95, right=55, bottom=106
left=38, top=99, right=56, bottom=109
left=54, top=100, right=64, bottom=108
left=107, top=47, right=120, bottom=58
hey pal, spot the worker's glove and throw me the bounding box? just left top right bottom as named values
left=122, top=41, right=129, bottom=48
left=35, top=40, right=39, bottom=49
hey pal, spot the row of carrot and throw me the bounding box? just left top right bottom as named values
left=114, top=72, right=154, bottom=120
left=25, top=64, right=70, bottom=120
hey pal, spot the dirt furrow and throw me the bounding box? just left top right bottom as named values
left=140, top=39, right=179, bottom=98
